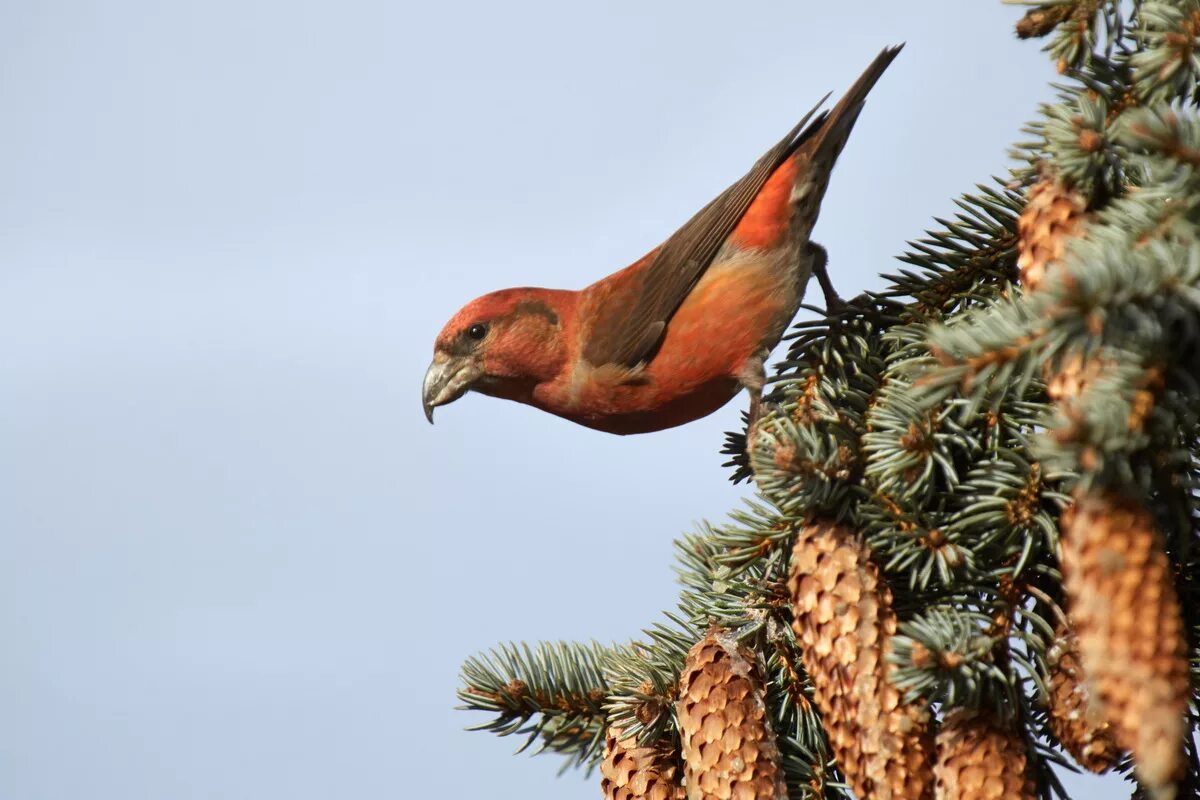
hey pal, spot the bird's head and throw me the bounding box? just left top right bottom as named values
left=423, top=288, right=572, bottom=423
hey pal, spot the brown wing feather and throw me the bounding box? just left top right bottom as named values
left=580, top=101, right=827, bottom=369
left=582, top=44, right=903, bottom=369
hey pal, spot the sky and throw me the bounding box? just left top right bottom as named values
left=0, top=2, right=1131, bottom=798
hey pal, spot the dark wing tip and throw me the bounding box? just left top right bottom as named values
left=579, top=44, right=905, bottom=371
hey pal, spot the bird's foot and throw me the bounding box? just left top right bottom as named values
left=741, top=353, right=770, bottom=432
left=808, top=242, right=844, bottom=314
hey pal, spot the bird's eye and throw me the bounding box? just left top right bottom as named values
left=467, top=323, right=488, bottom=341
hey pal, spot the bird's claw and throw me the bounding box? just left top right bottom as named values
left=808, top=242, right=845, bottom=314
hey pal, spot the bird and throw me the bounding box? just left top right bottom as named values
left=423, top=45, right=901, bottom=435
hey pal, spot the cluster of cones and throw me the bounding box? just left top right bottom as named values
left=595, top=172, right=1191, bottom=800
left=600, top=520, right=1031, bottom=800
left=602, top=511, right=1185, bottom=798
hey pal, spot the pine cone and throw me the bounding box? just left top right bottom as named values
left=788, top=519, right=936, bottom=800
left=935, top=708, right=1036, bottom=800
left=1043, top=621, right=1120, bottom=773
left=1015, top=5, right=1074, bottom=39
left=1060, top=492, right=1190, bottom=797
left=1017, top=173, right=1087, bottom=292
left=601, top=726, right=686, bottom=800
left=675, top=632, right=787, bottom=800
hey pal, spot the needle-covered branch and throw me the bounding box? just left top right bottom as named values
left=456, top=5, right=1200, bottom=798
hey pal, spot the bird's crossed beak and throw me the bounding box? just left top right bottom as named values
left=422, top=353, right=481, bottom=423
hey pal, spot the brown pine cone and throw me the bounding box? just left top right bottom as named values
left=788, top=519, right=935, bottom=800
left=601, top=726, right=686, bottom=800
left=1060, top=492, right=1190, bottom=797
left=1016, top=172, right=1087, bottom=292
left=675, top=632, right=787, bottom=800
left=1015, top=5, right=1074, bottom=39
left=1043, top=620, right=1120, bottom=773
left=935, top=708, right=1036, bottom=800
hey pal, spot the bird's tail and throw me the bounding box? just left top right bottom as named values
left=808, top=45, right=903, bottom=159
left=787, top=44, right=903, bottom=238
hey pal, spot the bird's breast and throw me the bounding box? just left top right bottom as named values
left=534, top=248, right=804, bottom=433
left=646, top=246, right=802, bottom=381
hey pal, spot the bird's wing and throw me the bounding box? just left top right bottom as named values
left=580, top=101, right=827, bottom=370
left=581, top=45, right=902, bottom=370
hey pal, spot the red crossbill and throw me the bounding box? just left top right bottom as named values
left=424, top=46, right=901, bottom=434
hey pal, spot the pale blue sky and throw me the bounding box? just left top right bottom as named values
left=1, top=2, right=1127, bottom=798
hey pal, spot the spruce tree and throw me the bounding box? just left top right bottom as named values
left=457, top=3, right=1200, bottom=798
